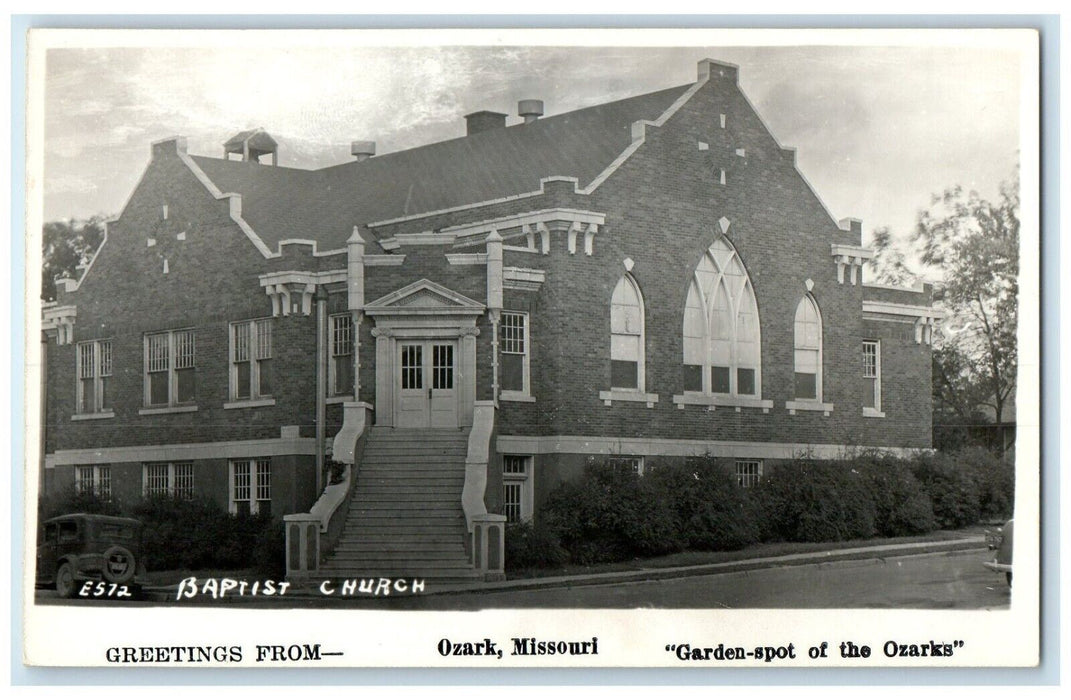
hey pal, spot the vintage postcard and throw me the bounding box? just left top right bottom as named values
left=22, top=27, right=1041, bottom=669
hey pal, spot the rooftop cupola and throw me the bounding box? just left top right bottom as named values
left=223, top=128, right=279, bottom=165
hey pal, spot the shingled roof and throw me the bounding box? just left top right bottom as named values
left=191, top=83, right=692, bottom=252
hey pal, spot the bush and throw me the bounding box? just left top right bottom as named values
left=753, top=458, right=877, bottom=542
left=854, top=453, right=936, bottom=537
left=542, top=462, right=684, bottom=565
left=910, top=451, right=981, bottom=529
left=504, top=520, right=568, bottom=570
left=956, top=446, right=1014, bottom=521
left=253, top=518, right=287, bottom=577
left=648, top=458, right=762, bottom=551
left=38, top=486, right=124, bottom=521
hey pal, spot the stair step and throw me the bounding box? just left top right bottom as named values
left=341, top=525, right=467, bottom=534
left=351, top=498, right=459, bottom=507
left=322, top=559, right=473, bottom=570
left=335, top=542, right=465, bottom=552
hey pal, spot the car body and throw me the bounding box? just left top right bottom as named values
left=36, top=513, right=146, bottom=597
left=983, top=518, right=1013, bottom=585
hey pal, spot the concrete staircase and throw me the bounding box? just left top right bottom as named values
left=319, top=427, right=480, bottom=582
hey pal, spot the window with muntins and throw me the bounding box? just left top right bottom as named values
left=793, top=296, right=822, bottom=401
left=605, top=455, right=645, bottom=476
left=500, top=312, right=529, bottom=395
left=231, top=319, right=272, bottom=401
left=75, top=465, right=111, bottom=498
left=330, top=313, right=354, bottom=396
left=231, top=459, right=271, bottom=516
left=863, top=340, right=881, bottom=411
left=142, top=462, right=195, bottom=498
left=610, top=274, right=645, bottom=391
left=76, top=340, right=112, bottom=414
left=145, top=329, right=196, bottom=406
left=682, top=236, right=761, bottom=396
left=502, top=455, right=532, bottom=523
left=735, top=460, right=763, bottom=488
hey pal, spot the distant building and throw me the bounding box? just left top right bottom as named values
left=42, top=58, right=940, bottom=579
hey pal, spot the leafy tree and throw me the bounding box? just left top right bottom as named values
left=42, top=216, right=107, bottom=301
left=870, top=170, right=1019, bottom=437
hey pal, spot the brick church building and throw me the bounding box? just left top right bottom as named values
left=41, top=58, right=939, bottom=579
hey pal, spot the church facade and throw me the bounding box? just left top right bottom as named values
left=41, top=58, right=939, bottom=578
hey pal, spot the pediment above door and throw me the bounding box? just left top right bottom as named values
left=364, top=278, right=486, bottom=317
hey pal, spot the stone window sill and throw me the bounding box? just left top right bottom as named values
left=671, top=393, right=773, bottom=413
left=863, top=407, right=886, bottom=418
left=501, top=391, right=536, bottom=403
left=71, top=411, right=115, bottom=421
left=223, top=398, right=276, bottom=410
left=785, top=400, right=834, bottom=416
left=599, top=390, right=658, bottom=408
left=139, top=405, right=199, bottom=416
left=326, top=395, right=354, bottom=405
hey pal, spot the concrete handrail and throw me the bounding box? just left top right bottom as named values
left=462, top=400, right=496, bottom=532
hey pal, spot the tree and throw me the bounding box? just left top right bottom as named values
left=870, top=170, right=1019, bottom=438
left=42, top=216, right=107, bottom=301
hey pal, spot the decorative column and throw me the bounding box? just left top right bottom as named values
left=371, top=327, right=394, bottom=427
left=348, top=228, right=366, bottom=398
left=486, top=230, right=503, bottom=403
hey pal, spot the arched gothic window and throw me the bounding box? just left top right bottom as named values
left=793, top=295, right=823, bottom=401
left=682, top=236, right=761, bottom=396
left=610, top=274, right=645, bottom=391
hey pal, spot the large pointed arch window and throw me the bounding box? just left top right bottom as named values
left=610, top=274, right=645, bottom=391
left=793, top=295, right=822, bottom=401
left=682, top=236, right=761, bottom=397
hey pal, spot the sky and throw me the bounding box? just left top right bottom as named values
left=41, top=39, right=1026, bottom=248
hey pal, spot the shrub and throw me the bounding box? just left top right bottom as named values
left=956, top=446, right=1014, bottom=521
left=504, top=520, right=568, bottom=570
left=753, top=458, right=877, bottom=542
left=910, top=451, right=981, bottom=529
left=253, top=518, right=287, bottom=577
left=542, top=462, right=684, bottom=564
left=854, top=452, right=936, bottom=537
left=38, top=486, right=124, bottom=521
left=648, top=458, right=762, bottom=551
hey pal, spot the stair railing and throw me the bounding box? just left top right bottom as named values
left=462, top=400, right=506, bottom=579
left=284, top=401, right=373, bottom=581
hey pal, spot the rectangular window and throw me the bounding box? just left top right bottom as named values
left=682, top=364, right=703, bottom=392
left=75, top=465, right=111, bottom=498
left=737, top=367, right=756, bottom=396
left=500, top=312, right=529, bottom=395
left=863, top=340, right=881, bottom=410
left=231, top=319, right=273, bottom=400
left=142, top=462, right=194, bottom=498
left=735, top=460, right=763, bottom=488
left=711, top=366, right=731, bottom=394
left=330, top=313, right=354, bottom=397
left=606, top=455, right=645, bottom=476
left=502, top=455, right=532, bottom=523
left=145, top=329, right=196, bottom=407
left=76, top=340, right=112, bottom=414
left=231, top=459, right=271, bottom=516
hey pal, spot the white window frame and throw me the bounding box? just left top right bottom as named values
left=329, top=313, right=355, bottom=398
left=75, top=465, right=111, bottom=498
left=734, top=459, right=763, bottom=488
left=143, top=328, right=196, bottom=408
left=605, top=455, right=645, bottom=476
left=863, top=339, right=885, bottom=417
left=229, top=458, right=272, bottom=515
left=610, top=273, right=646, bottom=392
left=141, top=462, right=195, bottom=498
left=75, top=339, right=113, bottom=416
left=500, top=311, right=531, bottom=400
left=229, top=318, right=273, bottom=402
left=502, top=455, right=533, bottom=523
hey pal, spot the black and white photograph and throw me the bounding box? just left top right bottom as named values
left=21, top=27, right=1041, bottom=668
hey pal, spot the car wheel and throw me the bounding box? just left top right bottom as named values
left=1006, top=572, right=1012, bottom=586
left=55, top=562, right=76, bottom=598
left=102, top=545, right=136, bottom=584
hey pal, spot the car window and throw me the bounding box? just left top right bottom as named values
left=57, top=521, right=79, bottom=544
left=42, top=523, right=57, bottom=545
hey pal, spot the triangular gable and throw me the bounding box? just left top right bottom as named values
left=364, top=279, right=485, bottom=316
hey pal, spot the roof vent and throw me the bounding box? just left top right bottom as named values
left=518, top=99, right=544, bottom=124
left=351, top=140, right=376, bottom=161
left=223, top=128, right=278, bottom=165
left=464, top=111, right=507, bottom=136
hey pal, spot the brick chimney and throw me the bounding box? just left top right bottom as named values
left=464, top=111, right=507, bottom=136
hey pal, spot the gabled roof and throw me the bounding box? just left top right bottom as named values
left=190, top=83, right=692, bottom=252
left=223, top=128, right=278, bottom=152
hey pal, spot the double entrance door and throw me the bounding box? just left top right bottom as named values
left=395, top=340, right=459, bottom=428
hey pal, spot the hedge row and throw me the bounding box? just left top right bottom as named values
left=38, top=489, right=284, bottom=575
left=506, top=447, right=1013, bottom=570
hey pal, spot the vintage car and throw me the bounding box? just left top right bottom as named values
left=36, top=513, right=146, bottom=597
left=983, top=518, right=1014, bottom=586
